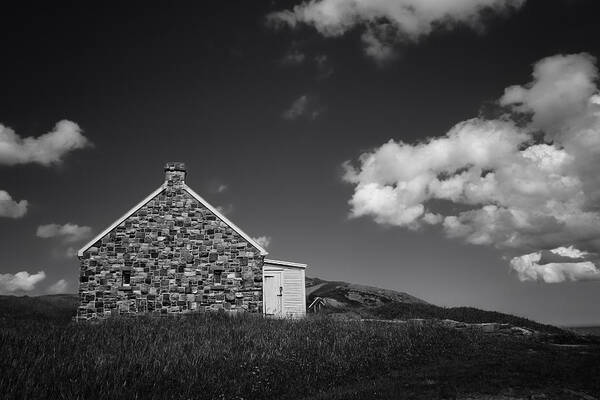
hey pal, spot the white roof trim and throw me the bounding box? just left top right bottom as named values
left=78, top=183, right=269, bottom=257
left=264, top=258, right=307, bottom=269
left=78, top=184, right=167, bottom=257
left=183, top=184, right=268, bottom=256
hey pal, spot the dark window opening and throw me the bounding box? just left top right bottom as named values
left=213, top=271, right=222, bottom=284
left=123, top=270, right=131, bottom=286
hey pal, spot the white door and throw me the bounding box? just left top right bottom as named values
left=263, top=272, right=282, bottom=316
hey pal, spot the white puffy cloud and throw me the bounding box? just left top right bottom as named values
left=343, top=53, right=600, bottom=282
left=268, top=0, right=526, bottom=63
left=0, top=120, right=91, bottom=166
left=510, top=248, right=600, bottom=283
left=282, top=94, right=323, bottom=120
left=550, top=245, right=589, bottom=259
left=253, top=236, right=272, bottom=249
left=47, top=279, right=69, bottom=294
left=0, top=271, right=46, bottom=294
left=500, top=53, right=600, bottom=206
left=500, top=53, right=598, bottom=138
left=36, top=223, right=92, bottom=243
left=0, top=190, right=28, bottom=218
left=422, top=212, right=443, bottom=225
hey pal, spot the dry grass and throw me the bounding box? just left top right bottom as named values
left=1, top=312, right=599, bottom=400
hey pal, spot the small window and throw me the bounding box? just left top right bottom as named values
left=123, top=270, right=131, bottom=286
left=213, top=270, right=222, bottom=284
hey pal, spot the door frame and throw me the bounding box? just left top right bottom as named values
left=262, top=269, right=283, bottom=316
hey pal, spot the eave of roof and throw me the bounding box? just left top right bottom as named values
left=78, top=183, right=269, bottom=257
left=264, top=258, right=307, bottom=269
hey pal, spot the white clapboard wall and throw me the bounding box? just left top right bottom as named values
left=262, top=259, right=307, bottom=318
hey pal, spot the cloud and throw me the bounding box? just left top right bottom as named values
left=281, top=48, right=306, bottom=65
left=360, top=26, right=400, bottom=65
left=47, top=279, right=69, bottom=294
left=500, top=53, right=598, bottom=137
left=0, top=190, right=28, bottom=218
left=422, top=212, right=443, bottom=225
left=0, top=271, right=46, bottom=294
left=279, top=46, right=335, bottom=79
left=282, top=94, right=323, bottom=120
left=550, top=245, right=590, bottom=259
left=0, top=120, right=91, bottom=166
left=315, top=54, right=334, bottom=79
left=208, top=182, right=229, bottom=194
left=253, top=236, right=272, bottom=249
left=65, top=247, right=78, bottom=258
left=215, top=204, right=234, bottom=216
left=510, top=248, right=600, bottom=283
left=36, top=223, right=92, bottom=243
left=217, top=184, right=228, bottom=193
left=343, top=53, right=600, bottom=282
left=268, top=0, right=526, bottom=63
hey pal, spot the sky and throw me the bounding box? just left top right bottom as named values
left=1, top=0, right=600, bottom=326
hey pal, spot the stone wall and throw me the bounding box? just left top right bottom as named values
left=77, top=163, right=264, bottom=320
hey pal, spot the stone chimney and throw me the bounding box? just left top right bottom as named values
left=164, top=162, right=186, bottom=188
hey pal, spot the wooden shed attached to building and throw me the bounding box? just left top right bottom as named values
left=263, top=259, right=306, bottom=318
left=76, top=162, right=307, bottom=320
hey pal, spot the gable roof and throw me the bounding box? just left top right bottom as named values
left=77, top=183, right=269, bottom=257
left=182, top=183, right=269, bottom=256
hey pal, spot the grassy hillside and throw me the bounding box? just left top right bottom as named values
left=306, top=277, right=427, bottom=305
left=1, top=313, right=599, bottom=400
left=0, top=291, right=599, bottom=399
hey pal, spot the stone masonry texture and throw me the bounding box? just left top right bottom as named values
left=77, top=162, right=264, bottom=320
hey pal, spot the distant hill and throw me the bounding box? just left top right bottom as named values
left=306, top=276, right=427, bottom=306
left=0, top=294, right=78, bottom=324
left=305, top=277, right=565, bottom=334
left=569, top=326, right=600, bottom=336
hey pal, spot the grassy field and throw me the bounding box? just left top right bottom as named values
left=368, top=302, right=567, bottom=335
left=1, top=309, right=599, bottom=400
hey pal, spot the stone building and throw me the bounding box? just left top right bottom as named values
left=76, top=162, right=306, bottom=320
